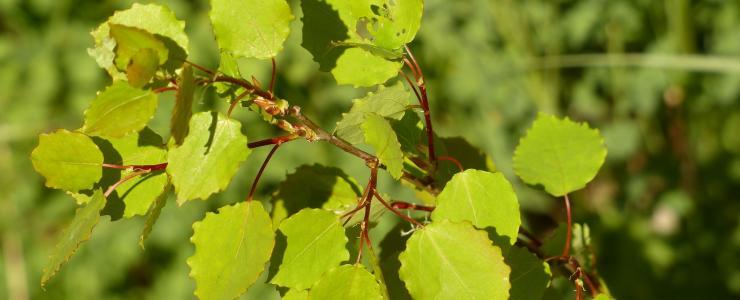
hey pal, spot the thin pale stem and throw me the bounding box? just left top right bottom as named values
left=269, top=57, right=277, bottom=95
left=247, top=143, right=282, bottom=201
left=104, top=170, right=150, bottom=198
left=102, top=163, right=167, bottom=171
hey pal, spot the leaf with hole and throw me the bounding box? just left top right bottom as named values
left=31, top=130, right=103, bottom=192
left=188, top=201, right=274, bottom=300
left=513, top=113, right=607, bottom=196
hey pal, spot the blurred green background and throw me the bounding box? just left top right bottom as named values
left=1, top=0, right=739, bottom=299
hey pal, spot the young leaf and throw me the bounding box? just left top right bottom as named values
left=170, top=64, right=195, bottom=145
left=82, top=81, right=158, bottom=138
left=105, top=129, right=168, bottom=218
left=271, top=209, right=349, bottom=290
left=331, top=47, right=402, bottom=87
left=310, top=265, right=383, bottom=300
left=188, top=201, right=274, bottom=300
left=363, top=113, right=404, bottom=179
left=166, top=112, right=250, bottom=204
left=431, top=170, right=521, bottom=244
left=271, top=164, right=360, bottom=225
left=335, top=82, right=410, bottom=144
left=41, top=189, right=106, bottom=287
left=399, top=220, right=511, bottom=300
left=107, top=3, right=189, bottom=54
left=126, top=48, right=159, bottom=88
left=209, top=0, right=293, bottom=59
left=513, top=113, right=607, bottom=196
left=108, top=24, right=168, bottom=70
left=31, top=130, right=104, bottom=191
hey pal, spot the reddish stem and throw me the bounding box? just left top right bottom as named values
left=403, top=46, right=436, bottom=166
left=153, top=86, right=177, bottom=94
left=104, top=170, right=150, bottom=198
left=438, top=155, right=463, bottom=172
left=247, top=143, right=282, bottom=201
left=390, top=201, right=435, bottom=212
left=269, top=57, right=277, bottom=95
left=102, top=163, right=167, bottom=171
left=399, top=70, right=422, bottom=105
left=562, top=194, right=573, bottom=258
left=227, top=90, right=251, bottom=117
left=373, top=191, right=423, bottom=226
left=184, top=60, right=215, bottom=76
left=247, top=135, right=296, bottom=149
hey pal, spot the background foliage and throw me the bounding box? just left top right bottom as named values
left=0, top=0, right=738, bottom=299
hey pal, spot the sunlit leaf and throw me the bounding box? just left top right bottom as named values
left=41, top=190, right=106, bottom=287
left=310, top=265, right=383, bottom=300
left=109, top=24, right=168, bottom=70
left=126, top=48, right=159, bottom=88
left=82, top=81, right=158, bottom=138
left=363, top=113, right=404, bottom=179
left=335, top=82, right=410, bottom=144
left=166, top=112, right=250, bottom=204
left=431, top=169, right=521, bottom=244
left=399, top=220, right=511, bottom=300
left=188, top=201, right=274, bottom=300
left=210, top=0, right=293, bottom=59
left=31, top=130, right=103, bottom=191
left=170, top=64, right=195, bottom=145
left=271, top=209, right=349, bottom=289
left=513, top=113, right=607, bottom=196
left=331, top=48, right=401, bottom=87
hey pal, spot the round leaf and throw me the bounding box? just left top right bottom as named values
left=82, top=81, right=158, bottom=138
left=399, top=220, right=511, bottom=300
left=210, top=0, right=293, bottom=59
left=331, top=48, right=401, bottom=87
left=271, top=209, right=349, bottom=289
left=431, top=169, right=521, bottom=244
left=513, top=113, right=607, bottom=196
left=108, top=3, right=189, bottom=54
left=188, top=201, right=275, bottom=300
left=167, top=112, right=250, bottom=204
left=31, top=130, right=103, bottom=191
left=310, top=265, right=383, bottom=300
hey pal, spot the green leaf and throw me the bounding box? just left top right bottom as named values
left=431, top=170, right=521, bottom=244
left=166, top=112, right=250, bottom=204
left=506, top=246, right=551, bottom=300
left=331, top=47, right=401, bottom=87
left=89, top=3, right=189, bottom=78
left=109, top=24, right=168, bottom=70
left=271, top=164, right=360, bottom=225
left=105, top=129, right=168, bottom=218
left=82, top=81, right=158, bottom=138
left=513, top=113, right=607, bottom=196
left=170, top=64, right=195, bottom=145
left=399, top=220, right=511, bottom=300
left=139, top=184, right=169, bottom=248
left=300, top=0, right=349, bottom=71
left=188, top=201, right=275, bottom=300
left=433, top=137, right=497, bottom=185
left=335, top=82, right=410, bottom=144
left=209, top=0, right=294, bottom=59
left=390, top=111, right=423, bottom=156
left=283, top=289, right=309, bottom=300
left=324, top=0, right=423, bottom=50
left=310, top=265, right=383, bottom=300
left=271, top=209, right=349, bottom=289
left=41, top=189, right=106, bottom=287
left=108, top=3, right=189, bottom=54
left=363, top=113, right=404, bottom=179
left=126, top=48, right=159, bottom=88
left=31, top=130, right=103, bottom=191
